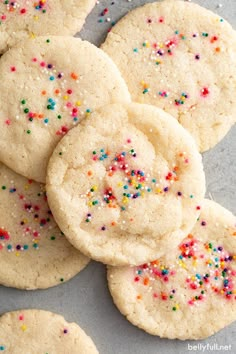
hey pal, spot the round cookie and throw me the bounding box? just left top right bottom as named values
left=0, top=309, right=98, bottom=353
left=0, top=0, right=96, bottom=54
left=0, top=36, right=130, bottom=183
left=46, top=103, right=205, bottom=266
left=101, top=0, right=236, bottom=152
left=108, top=200, right=236, bottom=340
left=0, top=162, right=89, bottom=290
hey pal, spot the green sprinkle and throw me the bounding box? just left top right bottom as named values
left=60, top=278, right=64, bottom=282
left=50, top=236, right=56, bottom=240
left=24, top=108, right=29, bottom=113
left=21, top=99, right=26, bottom=104
left=26, top=130, right=31, bottom=134
left=172, top=307, right=177, bottom=311
left=59, top=152, right=63, bottom=156
left=23, top=245, right=29, bottom=250
left=1, top=186, right=6, bottom=190
left=46, top=39, right=50, bottom=43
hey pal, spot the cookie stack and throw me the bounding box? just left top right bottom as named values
left=0, top=0, right=235, bottom=352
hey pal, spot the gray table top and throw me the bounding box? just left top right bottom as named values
left=0, top=1, right=236, bottom=353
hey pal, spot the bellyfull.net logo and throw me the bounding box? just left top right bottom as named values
left=187, top=343, right=232, bottom=352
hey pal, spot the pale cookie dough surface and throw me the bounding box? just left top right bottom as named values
left=102, top=0, right=236, bottom=152
left=46, top=103, right=205, bottom=266
left=108, top=199, right=236, bottom=340
left=0, top=0, right=96, bottom=54
left=0, top=36, right=130, bottom=183
left=0, top=162, right=89, bottom=290
left=0, top=309, right=98, bottom=354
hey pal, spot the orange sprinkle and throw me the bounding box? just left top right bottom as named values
left=111, top=222, right=116, bottom=226
left=143, top=277, right=149, bottom=286
left=87, top=171, right=93, bottom=176
left=41, top=90, right=47, bottom=95
left=188, top=234, right=194, bottom=239
left=215, top=47, right=221, bottom=52
left=71, top=72, right=78, bottom=80
left=136, top=295, right=142, bottom=300
left=55, top=89, right=60, bottom=95
left=151, top=260, right=159, bottom=266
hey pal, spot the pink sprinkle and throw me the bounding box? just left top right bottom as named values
left=32, top=58, right=37, bottom=62
left=153, top=293, right=158, bottom=298
left=1, top=15, right=6, bottom=20
left=19, top=315, right=24, bottom=321
left=159, top=16, right=164, bottom=23
left=10, top=66, right=16, bottom=72
left=40, top=61, right=46, bottom=67
left=127, top=139, right=132, bottom=144
left=20, top=8, right=27, bottom=14
left=5, top=119, right=11, bottom=125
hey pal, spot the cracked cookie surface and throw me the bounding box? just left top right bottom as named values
left=0, top=162, right=89, bottom=290
left=108, top=199, right=236, bottom=339
left=46, top=103, right=205, bottom=266
left=102, top=0, right=236, bottom=152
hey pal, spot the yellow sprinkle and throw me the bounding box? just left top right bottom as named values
left=155, top=188, right=162, bottom=194
left=122, top=197, right=129, bottom=204
left=34, top=16, right=39, bottom=21
left=88, top=201, right=93, bottom=207
left=92, top=185, right=98, bottom=191
left=63, top=95, right=68, bottom=100
left=117, top=182, right=122, bottom=187
left=15, top=252, right=20, bottom=257
left=30, top=33, right=36, bottom=39
left=76, top=101, right=81, bottom=106
left=24, top=185, right=29, bottom=190
left=21, top=325, right=27, bottom=332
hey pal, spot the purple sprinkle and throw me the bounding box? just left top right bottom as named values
left=177, top=191, right=182, bottom=196
left=164, top=187, right=169, bottom=192
left=16, top=245, right=21, bottom=250
left=201, top=221, right=206, bottom=226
